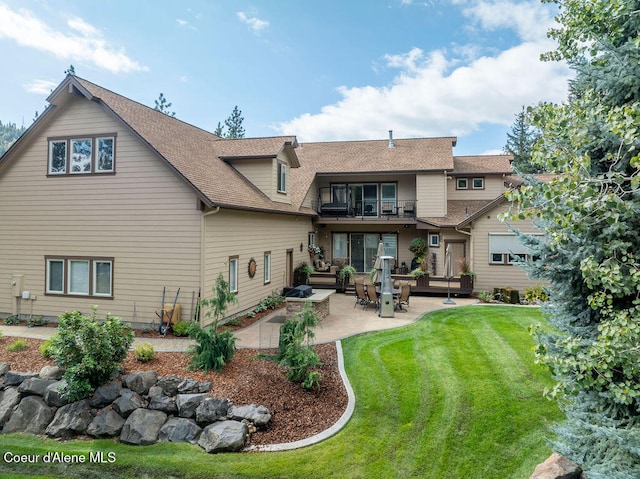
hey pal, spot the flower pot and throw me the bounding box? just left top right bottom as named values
left=416, top=275, right=429, bottom=288
left=460, top=275, right=474, bottom=290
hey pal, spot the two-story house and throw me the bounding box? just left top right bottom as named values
left=0, top=75, right=538, bottom=326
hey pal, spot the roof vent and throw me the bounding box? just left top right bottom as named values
left=388, top=130, right=395, bottom=149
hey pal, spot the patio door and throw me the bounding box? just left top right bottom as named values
left=350, top=184, right=378, bottom=216
left=350, top=233, right=380, bottom=272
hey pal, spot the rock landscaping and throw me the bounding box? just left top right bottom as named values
left=0, top=364, right=271, bottom=453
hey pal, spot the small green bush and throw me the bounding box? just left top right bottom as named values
left=477, top=291, right=494, bottom=303
left=3, top=315, right=20, bottom=325
left=134, top=342, right=155, bottom=363
left=40, top=335, right=58, bottom=358
left=27, top=315, right=46, bottom=327
left=524, top=284, right=549, bottom=304
left=7, top=339, right=28, bottom=352
left=50, top=307, right=134, bottom=402
left=171, top=321, right=192, bottom=337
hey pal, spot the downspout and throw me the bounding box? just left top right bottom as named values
left=200, top=206, right=221, bottom=325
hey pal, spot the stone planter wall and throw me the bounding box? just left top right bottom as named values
left=0, top=363, right=271, bottom=454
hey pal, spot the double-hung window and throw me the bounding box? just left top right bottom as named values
left=488, top=233, right=542, bottom=265
left=46, top=257, right=113, bottom=297
left=48, top=135, right=116, bottom=175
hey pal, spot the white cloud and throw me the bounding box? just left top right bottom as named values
left=176, top=18, right=197, bottom=31
left=0, top=3, right=148, bottom=74
left=24, top=79, right=58, bottom=94
left=237, top=11, right=269, bottom=34
left=275, top=0, right=570, bottom=143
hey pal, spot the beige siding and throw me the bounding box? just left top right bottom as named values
left=0, top=96, right=202, bottom=325
left=202, top=208, right=313, bottom=324
left=230, top=159, right=273, bottom=199
left=448, top=175, right=507, bottom=200
left=471, top=203, right=542, bottom=292
left=416, top=172, right=447, bottom=216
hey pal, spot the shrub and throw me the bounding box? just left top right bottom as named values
left=188, top=272, right=238, bottom=373
left=278, top=301, right=323, bottom=389
left=50, top=307, right=134, bottom=402
left=171, top=321, right=192, bottom=337
left=40, top=335, right=58, bottom=358
left=27, top=315, right=46, bottom=328
left=477, top=291, right=494, bottom=303
left=6, top=339, right=27, bottom=352
left=293, top=262, right=314, bottom=286
left=134, top=342, right=155, bottom=363
left=524, top=284, right=549, bottom=304
left=3, top=315, right=20, bottom=325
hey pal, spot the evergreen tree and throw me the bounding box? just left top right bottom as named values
left=223, top=105, right=245, bottom=139
left=505, top=1, right=640, bottom=477
left=214, top=106, right=246, bottom=138
left=154, top=93, right=175, bottom=117
left=504, top=106, right=540, bottom=174
left=0, top=121, right=26, bottom=156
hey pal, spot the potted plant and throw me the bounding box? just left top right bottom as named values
left=293, top=262, right=314, bottom=286
left=337, top=264, right=357, bottom=293
left=409, top=237, right=428, bottom=270
left=409, top=268, right=430, bottom=288
left=458, top=258, right=475, bottom=290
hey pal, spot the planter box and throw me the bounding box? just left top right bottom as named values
left=416, top=275, right=430, bottom=288
left=460, top=275, right=474, bottom=290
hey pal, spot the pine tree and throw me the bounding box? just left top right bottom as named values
left=505, top=1, right=640, bottom=477
left=0, top=121, right=26, bottom=156
left=504, top=106, right=539, bottom=174
left=154, top=93, right=175, bottom=117
left=223, top=105, right=245, bottom=139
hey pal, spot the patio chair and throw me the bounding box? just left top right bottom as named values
left=366, top=286, right=379, bottom=311
left=354, top=281, right=369, bottom=309
left=396, top=284, right=411, bottom=310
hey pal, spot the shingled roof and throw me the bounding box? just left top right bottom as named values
left=452, top=155, right=513, bottom=175
left=45, top=76, right=307, bottom=215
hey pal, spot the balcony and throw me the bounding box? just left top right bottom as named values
left=312, top=198, right=417, bottom=220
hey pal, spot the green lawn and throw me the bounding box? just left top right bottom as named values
left=0, top=305, right=561, bottom=478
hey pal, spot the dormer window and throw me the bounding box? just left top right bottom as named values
left=277, top=161, right=287, bottom=193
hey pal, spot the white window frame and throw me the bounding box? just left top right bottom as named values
left=264, top=252, right=271, bottom=284
left=70, top=138, right=93, bottom=174
left=46, top=259, right=65, bottom=294
left=488, top=233, right=543, bottom=265
left=68, top=259, right=90, bottom=295
left=456, top=178, right=468, bottom=189
left=93, top=260, right=113, bottom=296
left=277, top=161, right=287, bottom=193
left=229, top=257, right=239, bottom=293
left=96, top=137, right=115, bottom=173
left=429, top=233, right=440, bottom=248
left=472, top=177, right=485, bottom=189
left=48, top=140, right=67, bottom=175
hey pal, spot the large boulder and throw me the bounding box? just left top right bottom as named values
left=4, top=371, right=38, bottom=387
left=46, top=399, right=93, bottom=438
left=112, top=389, right=145, bottom=418
left=0, top=362, right=10, bottom=376
left=158, top=417, right=202, bottom=444
left=121, top=371, right=157, bottom=395
left=86, top=407, right=126, bottom=438
left=0, top=387, right=21, bottom=427
left=39, top=365, right=64, bottom=380
left=3, top=396, right=54, bottom=434
left=530, top=453, right=583, bottom=479
left=90, top=380, right=122, bottom=408
left=157, top=375, right=182, bottom=396
left=120, top=409, right=167, bottom=445
left=198, top=420, right=248, bottom=453
left=176, top=393, right=209, bottom=418
left=229, top=404, right=271, bottom=427
left=43, top=380, right=68, bottom=407
left=148, top=394, right=177, bottom=414
left=195, top=398, right=230, bottom=425
left=18, top=378, right=58, bottom=397
left=177, top=378, right=200, bottom=394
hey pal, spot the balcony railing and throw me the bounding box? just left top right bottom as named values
left=313, top=198, right=417, bottom=218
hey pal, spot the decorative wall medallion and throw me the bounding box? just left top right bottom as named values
left=248, top=258, right=257, bottom=278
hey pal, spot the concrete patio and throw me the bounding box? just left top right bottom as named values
left=0, top=291, right=477, bottom=352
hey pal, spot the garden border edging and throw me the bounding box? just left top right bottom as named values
left=245, top=339, right=355, bottom=452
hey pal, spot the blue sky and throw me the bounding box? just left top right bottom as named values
left=0, top=0, right=571, bottom=155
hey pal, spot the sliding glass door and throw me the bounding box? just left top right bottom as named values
left=350, top=233, right=382, bottom=272
left=350, top=184, right=378, bottom=216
